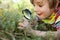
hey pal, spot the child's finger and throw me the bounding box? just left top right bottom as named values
left=18, top=23, right=24, bottom=27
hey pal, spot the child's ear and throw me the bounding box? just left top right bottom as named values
left=55, top=0, right=59, bottom=9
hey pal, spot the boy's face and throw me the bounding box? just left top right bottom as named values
left=33, top=0, right=52, bottom=20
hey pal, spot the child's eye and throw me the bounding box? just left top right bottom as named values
left=39, top=5, right=42, bottom=7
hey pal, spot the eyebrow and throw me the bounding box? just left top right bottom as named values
left=34, top=0, right=43, bottom=4
left=37, top=2, right=43, bottom=4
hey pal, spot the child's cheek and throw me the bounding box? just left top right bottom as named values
left=43, top=8, right=50, bottom=16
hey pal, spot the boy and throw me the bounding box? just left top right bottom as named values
left=18, top=0, right=60, bottom=37
left=30, top=0, right=60, bottom=30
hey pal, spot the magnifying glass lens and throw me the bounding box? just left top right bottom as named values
left=22, top=9, right=32, bottom=20
left=24, top=11, right=31, bottom=19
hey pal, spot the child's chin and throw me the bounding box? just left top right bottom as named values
left=39, top=17, right=46, bottom=20
left=38, top=15, right=47, bottom=20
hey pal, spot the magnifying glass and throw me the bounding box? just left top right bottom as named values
left=22, top=9, right=32, bottom=20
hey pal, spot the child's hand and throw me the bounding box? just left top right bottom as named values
left=18, top=17, right=29, bottom=30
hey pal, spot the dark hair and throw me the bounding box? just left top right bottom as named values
left=30, top=0, right=58, bottom=9
left=58, top=0, right=60, bottom=7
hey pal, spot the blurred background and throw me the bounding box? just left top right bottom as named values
left=0, top=0, right=59, bottom=40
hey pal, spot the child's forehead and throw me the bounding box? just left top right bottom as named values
left=33, top=0, right=47, bottom=4
left=34, top=0, right=42, bottom=2
left=33, top=0, right=42, bottom=3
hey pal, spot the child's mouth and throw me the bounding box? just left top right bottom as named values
left=37, top=13, right=42, bottom=16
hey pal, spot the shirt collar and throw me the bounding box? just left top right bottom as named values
left=42, top=12, right=56, bottom=24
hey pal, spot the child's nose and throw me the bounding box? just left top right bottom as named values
left=34, top=6, right=40, bottom=12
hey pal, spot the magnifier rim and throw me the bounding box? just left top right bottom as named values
left=22, top=9, right=32, bottom=20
